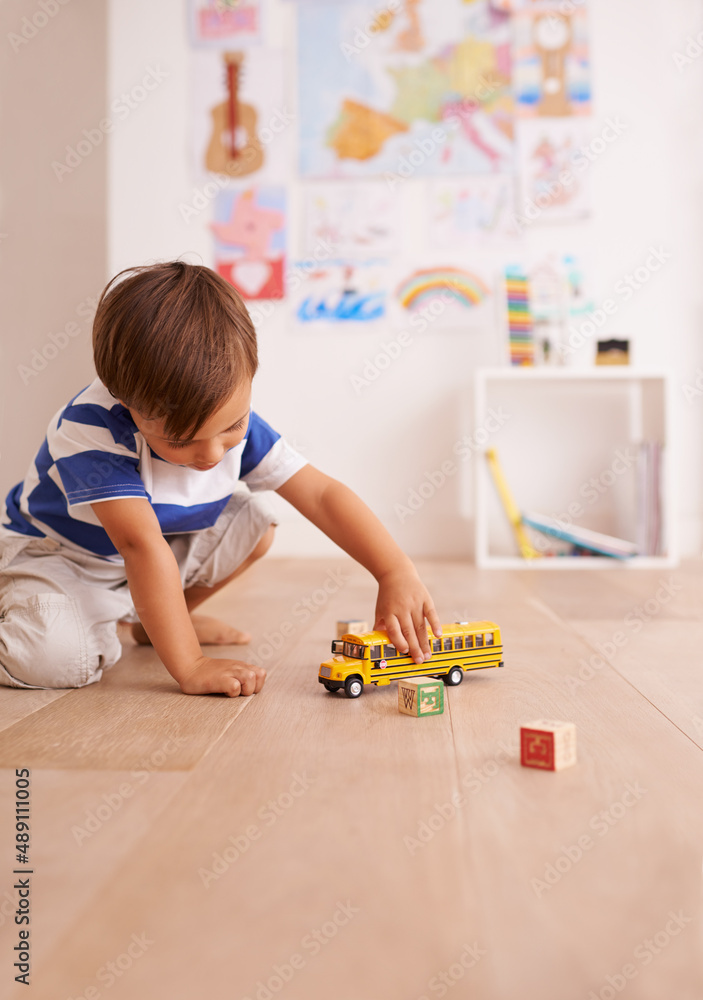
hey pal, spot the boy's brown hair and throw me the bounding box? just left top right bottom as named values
left=93, top=261, right=258, bottom=440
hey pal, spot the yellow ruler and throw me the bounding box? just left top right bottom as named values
left=485, top=448, right=542, bottom=560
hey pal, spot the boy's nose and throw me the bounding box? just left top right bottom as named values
left=195, top=442, right=224, bottom=465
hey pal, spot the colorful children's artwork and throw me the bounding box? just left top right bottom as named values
left=298, top=0, right=514, bottom=177
left=290, top=260, right=389, bottom=326
left=189, top=0, right=261, bottom=46
left=192, top=48, right=288, bottom=182
left=516, top=118, right=590, bottom=225
left=394, top=265, right=492, bottom=330
left=512, top=7, right=590, bottom=117
left=302, top=182, right=400, bottom=257
left=428, top=176, right=516, bottom=245
left=505, top=253, right=593, bottom=364
left=211, top=187, right=286, bottom=300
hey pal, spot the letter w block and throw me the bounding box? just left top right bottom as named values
left=398, top=677, right=444, bottom=717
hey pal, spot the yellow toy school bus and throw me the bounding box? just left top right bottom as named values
left=318, top=621, right=503, bottom=698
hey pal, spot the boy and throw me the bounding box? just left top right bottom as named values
left=0, top=262, right=441, bottom=696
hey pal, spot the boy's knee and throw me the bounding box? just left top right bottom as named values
left=0, top=593, right=111, bottom=689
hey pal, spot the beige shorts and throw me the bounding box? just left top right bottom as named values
left=0, top=490, right=276, bottom=690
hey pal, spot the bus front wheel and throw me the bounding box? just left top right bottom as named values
left=344, top=675, right=364, bottom=699
left=444, top=666, right=463, bottom=686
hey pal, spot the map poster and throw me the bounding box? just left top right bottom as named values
left=298, top=0, right=514, bottom=178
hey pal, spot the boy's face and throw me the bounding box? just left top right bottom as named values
left=125, top=381, right=253, bottom=470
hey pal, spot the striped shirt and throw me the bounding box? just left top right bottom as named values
left=2, top=378, right=307, bottom=560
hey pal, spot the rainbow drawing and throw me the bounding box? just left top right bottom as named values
left=396, top=267, right=489, bottom=311
left=505, top=267, right=534, bottom=366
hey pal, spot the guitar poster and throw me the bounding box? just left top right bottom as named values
left=191, top=47, right=289, bottom=183
left=211, top=187, right=286, bottom=300
left=189, top=0, right=262, bottom=46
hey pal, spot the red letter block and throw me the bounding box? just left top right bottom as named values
left=520, top=720, right=577, bottom=771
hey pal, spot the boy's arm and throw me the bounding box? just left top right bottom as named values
left=276, top=465, right=441, bottom=664
left=89, top=498, right=264, bottom=697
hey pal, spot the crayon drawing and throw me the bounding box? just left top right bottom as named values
left=211, top=187, right=286, bottom=300
left=291, top=260, right=388, bottom=327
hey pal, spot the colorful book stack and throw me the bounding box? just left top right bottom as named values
left=505, top=267, right=534, bottom=366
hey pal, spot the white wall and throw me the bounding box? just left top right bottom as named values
left=0, top=0, right=107, bottom=497
left=107, top=0, right=703, bottom=559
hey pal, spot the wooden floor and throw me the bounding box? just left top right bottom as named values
left=2, top=557, right=703, bottom=1000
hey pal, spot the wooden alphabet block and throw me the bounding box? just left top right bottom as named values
left=398, top=676, right=444, bottom=717
left=336, top=619, right=369, bottom=639
left=520, top=720, right=577, bottom=771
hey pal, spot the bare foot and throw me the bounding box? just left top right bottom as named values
left=131, top=614, right=252, bottom=646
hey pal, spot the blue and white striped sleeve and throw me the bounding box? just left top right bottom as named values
left=51, top=400, right=148, bottom=506
left=239, top=412, right=308, bottom=492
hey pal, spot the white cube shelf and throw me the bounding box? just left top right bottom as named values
left=474, top=367, right=676, bottom=569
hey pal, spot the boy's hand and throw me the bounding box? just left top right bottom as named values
left=374, top=566, right=442, bottom=666
left=177, top=656, right=266, bottom=697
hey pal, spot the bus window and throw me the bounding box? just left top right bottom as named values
left=485, top=632, right=494, bottom=646
left=432, top=639, right=442, bottom=654
left=454, top=637, right=463, bottom=650
left=384, top=644, right=398, bottom=659
left=369, top=644, right=382, bottom=659
left=465, top=635, right=474, bottom=649
left=443, top=638, right=452, bottom=652
left=475, top=634, right=484, bottom=648
left=343, top=642, right=365, bottom=658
